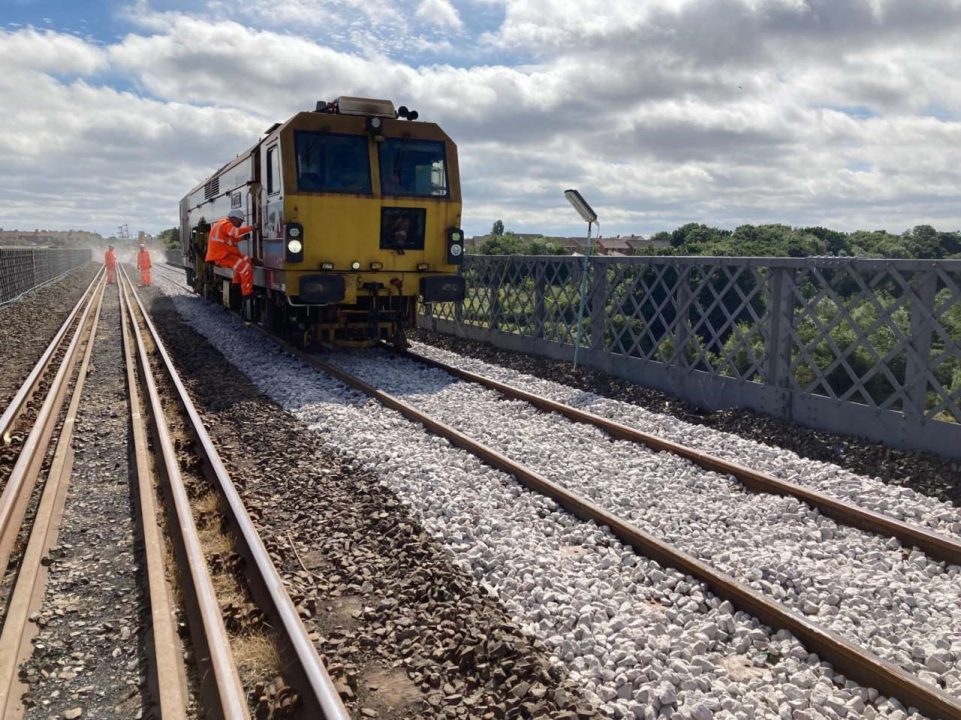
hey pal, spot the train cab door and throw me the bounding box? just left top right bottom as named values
left=248, top=186, right=263, bottom=263
left=262, top=141, right=284, bottom=269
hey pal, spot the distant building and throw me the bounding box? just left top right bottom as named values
left=596, top=236, right=632, bottom=255
left=626, top=234, right=671, bottom=253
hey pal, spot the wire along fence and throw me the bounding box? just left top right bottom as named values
left=0, top=247, right=92, bottom=305
left=422, top=255, right=961, bottom=459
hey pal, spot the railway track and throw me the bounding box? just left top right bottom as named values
left=154, top=261, right=192, bottom=290
left=148, top=266, right=961, bottom=718
left=0, top=267, right=349, bottom=719
left=0, top=268, right=107, bottom=715
left=398, top=347, right=961, bottom=566
left=288, top=345, right=961, bottom=720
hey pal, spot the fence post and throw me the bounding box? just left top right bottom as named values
left=31, top=249, right=40, bottom=292
left=904, top=270, right=938, bottom=423
left=490, top=259, right=503, bottom=332
left=534, top=262, right=546, bottom=340
left=673, top=264, right=691, bottom=366
left=589, top=261, right=607, bottom=354
left=765, top=266, right=797, bottom=389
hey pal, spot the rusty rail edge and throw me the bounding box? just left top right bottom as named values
left=0, top=267, right=103, bottom=443
left=123, top=268, right=349, bottom=720
left=0, top=276, right=105, bottom=718
left=119, top=278, right=189, bottom=718
left=0, top=272, right=104, bottom=577
left=400, top=347, right=961, bottom=567
left=120, top=270, right=250, bottom=719
left=305, top=353, right=961, bottom=720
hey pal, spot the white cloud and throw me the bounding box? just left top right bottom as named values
left=0, top=28, right=107, bottom=76
left=1, top=0, right=961, bottom=238
left=415, top=0, right=464, bottom=29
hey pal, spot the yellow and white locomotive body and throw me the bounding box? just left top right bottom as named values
left=180, top=97, right=465, bottom=345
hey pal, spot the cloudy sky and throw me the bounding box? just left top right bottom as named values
left=1, top=0, right=960, bottom=239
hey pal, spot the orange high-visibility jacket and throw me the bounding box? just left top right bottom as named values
left=205, top=218, right=254, bottom=263
left=137, top=249, right=151, bottom=270
left=104, top=249, right=117, bottom=269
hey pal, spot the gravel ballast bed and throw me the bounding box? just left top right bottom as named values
left=324, top=348, right=961, bottom=695
left=407, top=342, right=961, bottom=540
left=154, top=277, right=931, bottom=720
left=137, top=287, right=597, bottom=720
left=412, top=330, right=961, bottom=508
left=0, top=263, right=99, bottom=410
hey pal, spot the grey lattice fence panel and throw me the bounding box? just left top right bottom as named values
left=423, top=256, right=961, bottom=458
left=0, top=247, right=92, bottom=305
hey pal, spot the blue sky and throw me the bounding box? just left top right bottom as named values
left=1, top=0, right=960, bottom=239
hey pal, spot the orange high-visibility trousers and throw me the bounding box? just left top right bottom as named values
left=212, top=247, right=253, bottom=296
left=106, top=266, right=116, bottom=284
left=139, top=269, right=152, bottom=286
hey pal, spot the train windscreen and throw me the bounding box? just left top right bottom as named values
left=378, top=139, right=448, bottom=198
left=295, top=132, right=372, bottom=194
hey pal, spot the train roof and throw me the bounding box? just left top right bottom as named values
left=184, top=97, right=450, bottom=199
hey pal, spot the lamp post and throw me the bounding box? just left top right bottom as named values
left=564, top=189, right=598, bottom=369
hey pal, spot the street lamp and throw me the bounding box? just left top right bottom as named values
left=564, top=189, right=598, bottom=368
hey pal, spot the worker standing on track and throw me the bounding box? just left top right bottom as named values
left=205, top=209, right=254, bottom=300
left=137, top=243, right=152, bottom=287
left=104, top=245, right=117, bottom=284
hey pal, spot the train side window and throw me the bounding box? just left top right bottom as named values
left=267, top=145, right=281, bottom=195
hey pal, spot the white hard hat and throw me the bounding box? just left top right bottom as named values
left=227, top=209, right=244, bottom=220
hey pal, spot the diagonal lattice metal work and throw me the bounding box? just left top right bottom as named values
left=424, top=255, right=961, bottom=457
left=0, top=248, right=92, bottom=305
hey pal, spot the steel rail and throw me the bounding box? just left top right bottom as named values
left=0, top=273, right=104, bottom=577
left=300, top=351, right=961, bottom=720
left=118, top=277, right=189, bottom=718
left=122, top=267, right=349, bottom=720
left=119, top=269, right=250, bottom=720
left=0, top=267, right=103, bottom=443
left=152, top=263, right=190, bottom=289
left=399, top=347, right=961, bottom=567
left=0, top=276, right=106, bottom=718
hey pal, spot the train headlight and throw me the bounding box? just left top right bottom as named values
left=320, top=262, right=334, bottom=270
left=367, top=116, right=384, bottom=134
left=351, top=260, right=361, bottom=270
left=417, top=263, right=430, bottom=271
left=285, top=223, right=304, bottom=263
left=447, top=227, right=464, bottom=265
left=369, top=261, right=383, bottom=270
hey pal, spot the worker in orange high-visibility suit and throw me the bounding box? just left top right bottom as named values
left=137, top=244, right=152, bottom=286
left=104, top=245, right=117, bottom=284
left=205, top=209, right=254, bottom=297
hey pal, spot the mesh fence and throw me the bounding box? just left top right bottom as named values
left=0, top=248, right=92, bottom=305
left=426, top=255, right=961, bottom=454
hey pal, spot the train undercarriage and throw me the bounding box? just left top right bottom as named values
left=187, top=260, right=416, bottom=348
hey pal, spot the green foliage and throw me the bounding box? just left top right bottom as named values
left=491, top=219, right=504, bottom=237
left=477, top=232, right=564, bottom=256
left=156, top=227, right=180, bottom=249
left=656, top=223, right=961, bottom=259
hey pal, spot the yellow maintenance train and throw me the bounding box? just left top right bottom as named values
left=179, top=97, right=465, bottom=346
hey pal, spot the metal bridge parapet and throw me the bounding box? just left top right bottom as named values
left=0, top=247, right=92, bottom=306
left=425, top=255, right=961, bottom=458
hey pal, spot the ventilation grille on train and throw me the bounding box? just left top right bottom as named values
left=204, top=177, right=220, bottom=200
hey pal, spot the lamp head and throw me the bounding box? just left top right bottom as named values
left=564, top=189, right=598, bottom=224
